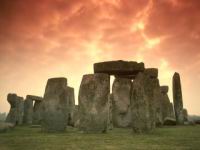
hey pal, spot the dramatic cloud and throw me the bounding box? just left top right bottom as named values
left=0, top=0, right=200, bottom=115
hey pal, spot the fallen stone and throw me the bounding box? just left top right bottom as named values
left=0, top=122, right=15, bottom=133
left=78, top=73, right=110, bottom=133
left=173, top=72, right=184, bottom=124
left=112, top=77, right=132, bottom=128
left=41, top=77, right=69, bottom=132
left=94, top=60, right=144, bottom=75
left=163, top=117, right=176, bottom=126
left=6, top=94, right=24, bottom=125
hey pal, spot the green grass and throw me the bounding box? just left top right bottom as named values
left=0, top=125, right=200, bottom=150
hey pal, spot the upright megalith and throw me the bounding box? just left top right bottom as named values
left=173, top=72, right=184, bottom=124
left=112, top=77, right=132, bottom=128
left=23, top=96, right=33, bottom=125
left=41, top=77, right=69, bottom=132
left=78, top=73, right=110, bottom=133
left=183, top=108, right=188, bottom=122
left=160, top=86, right=175, bottom=120
left=6, top=94, right=24, bottom=125
left=33, top=99, right=43, bottom=125
left=131, top=72, right=156, bottom=133
left=94, top=60, right=144, bottom=75
left=66, top=86, right=75, bottom=126
left=108, top=94, right=113, bottom=130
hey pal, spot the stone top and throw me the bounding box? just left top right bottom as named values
left=26, top=95, right=43, bottom=101
left=94, top=60, right=145, bottom=75
left=160, top=86, right=169, bottom=94
left=144, top=68, right=158, bottom=78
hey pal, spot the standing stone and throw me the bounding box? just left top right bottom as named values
left=41, top=78, right=69, bottom=132
left=108, top=94, right=113, bottom=130
left=183, top=108, right=188, bottom=122
left=112, top=78, right=132, bottom=128
left=73, top=105, right=80, bottom=128
left=173, top=72, right=184, bottom=124
left=32, top=100, right=43, bottom=125
left=66, top=86, right=75, bottom=126
left=6, top=94, right=24, bottom=125
left=78, top=73, right=110, bottom=133
left=131, top=72, right=156, bottom=133
left=160, top=86, right=174, bottom=120
left=23, top=96, right=33, bottom=125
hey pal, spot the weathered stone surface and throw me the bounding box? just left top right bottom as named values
left=94, top=60, right=144, bottom=75
left=183, top=108, right=188, bottom=122
left=114, top=75, right=136, bottom=80
left=160, top=86, right=174, bottom=120
left=23, top=96, right=33, bottom=124
left=160, top=86, right=169, bottom=94
left=0, top=122, right=15, bottom=133
left=112, top=78, right=132, bottom=128
left=66, top=86, right=75, bottom=126
left=169, top=103, right=175, bottom=118
left=78, top=73, right=110, bottom=133
left=33, top=101, right=43, bottom=125
left=73, top=105, right=80, bottom=128
left=131, top=73, right=156, bottom=133
left=173, top=72, right=184, bottom=124
left=41, top=77, right=69, bottom=132
left=144, top=68, right=158, bottom=78
left=26, top=95, right=43, bottom=101
left=163, top=117, right=176, bottom=126
left=108, top=94, right=113, bottom=130
left=6, top=94, right=24, bottom=125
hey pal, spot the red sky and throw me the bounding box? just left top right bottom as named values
left=0, top=0, right=200, bottom=115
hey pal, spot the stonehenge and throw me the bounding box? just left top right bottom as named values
left=173, top=72, right=184, bottom=125
left=4, top=60, right=188, bottom=134
left=78, top=74, right=110, bottom=133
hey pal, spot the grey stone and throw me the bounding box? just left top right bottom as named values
left=131, top=72, right=156, bottom=133
left=66, top=86, right=75, bottom=126
left=6, top=94, right=24, bottom=125
left=112, top=77, right=132, bottom=128
left=78, top=73, right=110, bottom=133
left=108, top=94, right=113, bottom=130
left=33, top=100, right=43, bottom=125
left=183, top=108, right=188, bottom=122
left=73, top=105, right=80, bottom=128
left=41, top=77, right=69, bottom=132
left=163, top=117, right=176, bottom=126
left=144, top=68, right=158, bottom=78
left=160, top=86, right=169, bottom=94
left=23, top=96, right=33, bottom=125
left=173, top=72, right=184, bottom=124
left=94, top=60, right=144, bottom=75
left=26, top=95, right=43, bottom=101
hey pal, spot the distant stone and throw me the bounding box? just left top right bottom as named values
left=144, top=68, right=158, bottom=78
left=26, top=95, right=43, bottom=101
left=23, top=96, right=33, bottom=125
left=195, top=120, right=200, bottom=125
left=112, top=77, right=132, bottom=128
left=0, top=122, right=15, bottom=133
left=6, top=94, right=24, bottom=125
left=78, top=73, right=110, bottom=133
left=160, top=86, right=169, bottom=94
left=32, top=100, right=43, bottom=125
left=41, top=77, right=68, bottom=132
left=173, top=72, right=184, bottom=124
left=66, top=86, right=75, bottom=126
left=94, top=60, right=144, bottom=75
left=73, top=105, right=80, bottom=128
left=163, top=117, right=176, bottom=126
left=183, top=108, right=188, bottom=122
left=131, top=72, right=156, bottom=133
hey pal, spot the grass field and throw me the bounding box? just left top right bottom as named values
left=0, top=125, right=200, bottom=150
